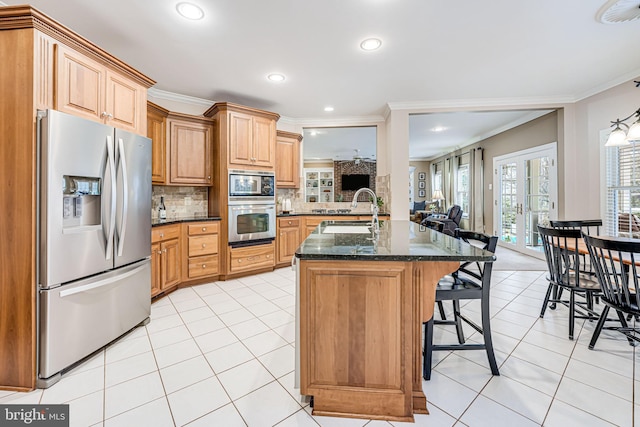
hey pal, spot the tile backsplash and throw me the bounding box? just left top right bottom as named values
left=152, top=186, right=208, bottom=219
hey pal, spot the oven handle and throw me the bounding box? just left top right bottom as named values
left=231, top=206, right=275, bottom=212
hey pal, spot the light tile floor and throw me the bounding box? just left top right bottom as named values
left=2, top=267, right=639, bottom=426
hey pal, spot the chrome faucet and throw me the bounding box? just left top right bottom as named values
left=351, top=187, right=379, bottom=234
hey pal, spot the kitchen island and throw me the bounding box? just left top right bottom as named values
left=295, top=220, right=495, bottom=422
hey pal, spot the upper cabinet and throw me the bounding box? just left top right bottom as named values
left=167, top=113, right=214, bottom=186
left=276, top=130, right=302, bottom=188
left=204, top=102, right=280, bottom=170
left=147, top=102, right=169, bottom=184
left=147, top=106, right=214, bottom=187
left=56, top=45, right=147, bottom=135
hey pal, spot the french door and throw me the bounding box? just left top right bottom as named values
left=493, top=143, right=557, bottom=258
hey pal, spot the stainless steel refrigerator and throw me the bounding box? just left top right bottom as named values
left=37, top=109, right=151, bottom=387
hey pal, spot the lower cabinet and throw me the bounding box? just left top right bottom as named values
left=228, top=242, right=275, bottom=274
left=277, top=217, right=301, bottom=266
left=151, top=224, right=181, bottom=297
left=184, top=221, right=220, bottom=280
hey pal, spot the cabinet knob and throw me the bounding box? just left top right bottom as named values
left=202, top=227, right=207, bottom=231
left=157, top=250, right=162, bottom=255
left=202, top=244, right=206, bottom=248
left=163, top=249, right=167, bottom=253
left=288, top=221, right=292, bottom=225
left=159, top=233, right=164, bottom=238
left=266, top=254, right=270, bottom=259
left=202, top=264, right=206, bottom=268
left=238, top=259, right=242, bottom=263
left=207, top=176, right=211, bottom=180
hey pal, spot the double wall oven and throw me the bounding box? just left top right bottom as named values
left=228, top=170, right=276, bottom=245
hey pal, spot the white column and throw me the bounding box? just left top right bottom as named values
left=385, top=110, right=410, bottom=220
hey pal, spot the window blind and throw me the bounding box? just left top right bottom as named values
left=605, top=143, right=640, bottom=237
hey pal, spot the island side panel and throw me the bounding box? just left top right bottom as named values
left=411, top=260, right=460, bottom=414
left=299, top=260, right=414, bottom=422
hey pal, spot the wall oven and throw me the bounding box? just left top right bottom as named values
left=228, top=170, right=276, bottom=244
left=228, top=204, right=276, bottom=244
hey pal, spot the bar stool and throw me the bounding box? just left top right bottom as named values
left=423, top=230, right=499, bottom=380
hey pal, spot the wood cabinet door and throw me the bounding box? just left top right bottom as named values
left=252, top=116, right=275, bottom=168
left=278, top=226, right=300, bottom=264
left=276, top=135, right=300, bottom=188
left=161, top=238, right=181, bottom=290
left=148, top=108, right=167, bottom=184
left=56, top=45, right=105, bottom=123
left=228, top=111, right=253, bottom=166
left=105, top=69, right=145, bottom=134
left=169, top=119, right=212, bottom=185
left=151, top=242, right=162, bottom=296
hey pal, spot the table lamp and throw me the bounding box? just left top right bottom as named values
left=432, top=189, right=444, bottom=213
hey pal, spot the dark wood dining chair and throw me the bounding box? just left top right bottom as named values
left=583, top=234, right=640, bottom=349
left=423, top=230, right=499, bottom=380
left=538, top=225, right=601, bottom=340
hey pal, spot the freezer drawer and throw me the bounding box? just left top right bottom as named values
left=39, top=259, right=151, bottom=379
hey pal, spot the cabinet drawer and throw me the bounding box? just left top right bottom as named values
left=188, top=235, right=218, bottom=257
left=152, top=225, right=180, bottom=243
left=229, top=243, right=274, bottom=273
left=187, top=222, right=220, bottom=236
left=278, top=217, right=300, bottom=228
left=188, top=255, right=219, bottom=279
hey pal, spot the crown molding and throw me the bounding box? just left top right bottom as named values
left=288, top=115, right=386, bottom=127
left=0, top=2, right=8, bottom=6
left=387, top=96, right=574, bottom=112
left=575, top=69, right=640, bottom=102
left=147, top=88, right=214, bottom=108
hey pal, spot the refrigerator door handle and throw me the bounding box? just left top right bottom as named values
left=106, top=136, right=117, bottom=260
left=116, top=138, right=128, bottom=257
left=59, top=263, right=147, bottom=298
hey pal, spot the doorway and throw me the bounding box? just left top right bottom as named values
left=493, top=143, right=558, bottom=258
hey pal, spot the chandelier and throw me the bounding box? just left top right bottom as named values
left=605, top=80, right=640, bottom=147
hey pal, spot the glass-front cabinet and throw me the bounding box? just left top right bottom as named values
left=304, top=168, right=333, bottom=203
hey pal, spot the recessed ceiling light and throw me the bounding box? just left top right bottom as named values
left=267, top=73, right=286, bottom=82
left=176, top=2, right=204, bottom=20
left=360, top=38, right=382, bottom=51
left=431, top=126, right=447, bottom=132
left=324, top=106, right=334, bottom=112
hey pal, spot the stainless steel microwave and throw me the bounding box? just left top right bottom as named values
left=228, top=170, right=275, bottom=203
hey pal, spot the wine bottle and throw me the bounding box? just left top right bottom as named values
left=159, top=196, right=167, bottom=220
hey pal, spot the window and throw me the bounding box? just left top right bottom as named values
left=455, top=154, right=470, bottom=217
left=605, top=143, right=640, bottom=237
left=432, top=162, right=443, bottom=193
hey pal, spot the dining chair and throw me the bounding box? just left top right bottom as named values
left=583, top=234, right=640, bottom=349
left=423, top=230, right=499, bottom=380
left=549, top=219, right=603, bottom=306
left=538, top=225, right=601, bottom=340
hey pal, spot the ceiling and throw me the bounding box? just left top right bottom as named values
left=6, top=0, right=640, bottom=158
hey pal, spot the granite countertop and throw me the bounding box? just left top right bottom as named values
left=152, top=215, right=221, bottom=227
left=277, top=212, right=390, bottom=217
left=295, top=220, right=496, bottom=262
